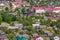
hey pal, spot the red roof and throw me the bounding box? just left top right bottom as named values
left=12, top=0, right=28, bottom=6
left=53, top=16, right=59, bottom=20
left=32, top=6, right=53, bottom=11
left=45, top=7, right=53, bottom=10
left=23, top=1, right=28, bottom=5
left=34, top=36, right=41, bottom=39
left=32, top=6, right=46, bottom=10
left=53, top=8, right=60, bottom=10
left=49, top=17, right=59, bottom=20
left=32, top=6, right=60, bottom=11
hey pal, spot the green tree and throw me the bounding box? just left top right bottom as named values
left=0, top=15, right=2, bottom=25
left=5, top=7, right=9, bottom=11
left=9, top=0, right=15, bottom=2
left=56, top=22, right=60, bottom=28
left=27, top=26, right=35, bottom=35
left=38, top=29, right=44, bottom=34
left=56, top=20, right=60, bottom=28
left=50, top=22, right=57, bottom=26
left=11, top=16, right=17, bottom=21
left=9, top=2, right=13, bottom=12
left=1, top=12, right=13, bottom=23
left=15, top=7, right=23, bottom=20
left=54, top=30, right=60, bottom=34
left=9, top=2, right=12, bottom=9
left=2, top=12, right=8, bottom=22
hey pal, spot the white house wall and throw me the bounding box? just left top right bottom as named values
left=36, top=9, right=46, bottom=13
left=53, top=10, right=60, bottom=13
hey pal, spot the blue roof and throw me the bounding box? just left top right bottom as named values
left=17, top=37, right=27, bottom=40
left=24, top=12, right=30, bottom=14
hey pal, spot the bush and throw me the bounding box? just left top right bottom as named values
left=10, top=22, right=15, bottom=26
left=11, top=16, right=17, bottom=21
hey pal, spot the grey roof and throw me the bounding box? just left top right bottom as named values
left=0, top=30, right=5, bottom=34
left=0, top=25, right=5, bottom=27
left=0, top=35, right=7, bottom=38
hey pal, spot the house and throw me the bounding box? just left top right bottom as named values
left=40, top=25, right=46, bottom=29
left=23, top=34, right=29, bottom=38
left=35, top=19, right=40, bottom=24
left=44, top=16, right=48, bottom=21
left=35, top=21, right=40, bottom=24
left=0, top=35, right=8, bottom=40
left=0, top=30, right=5, bottom=34
left=32, top=6, right=52, bottom=13
left=43, top=30, right=53, bottom=36
left=23, top=26, right=27, bottom=30
left=37, top=19, right=40, bottom=22
left=53, top=26, right=58, bottom=30
left=9, top=12, right=17, bottom=16
left=45, top=7, right=60, bottom=13
left=12, top=0, right=29, bottom=9
left=36, top=9, right=46, bottom=13
left=32, top=6, right=46, bottom=13
left=0, top=3, right=5, bottom=6
left=32, top=23, right=40, bottom=28
left=15, top=23, right=23, bottom=28
left=0, top=22, right=9, bottom=27
left=0, top=22, right=9, bottom=28
left=0, top=25, right=5, bottom=28
left=33, top=35, right=44, bottom=40
left=22, top=1, right=30, bottom=6
left=0, top=2, right=10, bottom=11
left=0, top=3, right=6, bottom=11
left=32, top=33, right=38, bottom=37
left=54, top=36, right=59, bottom=40
left=53, top=7, right=60, bottom=13
left=8, top=26, right=19, bottom=29
left=27, top=13, right=34, bottom=17
left=32, top=6, right=60, bottom=13
left=45, top=7, right=53, bottom=13
left=17, top=36, right=27, bottom=40
left=49, top=17, right=59, bottom=22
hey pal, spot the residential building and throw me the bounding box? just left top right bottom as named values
left=15, top=23, right=23, bottom=28
left=0, top=30, right=5, bottom=34
left=33, top=35, right=44, bottom=40
left=32, top=6, right=46, bottom=13
left=17, top=36, right=27, bottom=40
left=49, top=17, right=59, bottom=22
left=32, top=23, right=40, bottom=28
left=0, top=35, right=8, bottom=40
left=8, top=26, right=19, bottom=29
left=40, top=25, right=46, bottom=29
left=54, top=36, right=59, bottom=40
left=53, top=7, right=60, bottom=13
left=23, top=34, right=29, bottom=38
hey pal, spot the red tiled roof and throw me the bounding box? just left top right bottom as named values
left=34, top=36, right=41, bottom=39
left=23, top=1, right=28, bottom=5
left=45, top=7, right=53, bottom=10
left=49, top=17, right=59, bottom=20
left=53, top=8, right=60, bottom=10
left=32, top=6, right=53, bottom=10
left=32, top=6, right=60, bottom=11
left=12, top=0, right=28, bottom=6
left=32, top=7, right=44, bottom=10
left=53, top=16, right=59, bottom=20
left=49, top=17, right=54, bottom=20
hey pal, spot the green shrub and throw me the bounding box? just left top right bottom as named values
left=10, top=22, right=15, bottom=26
